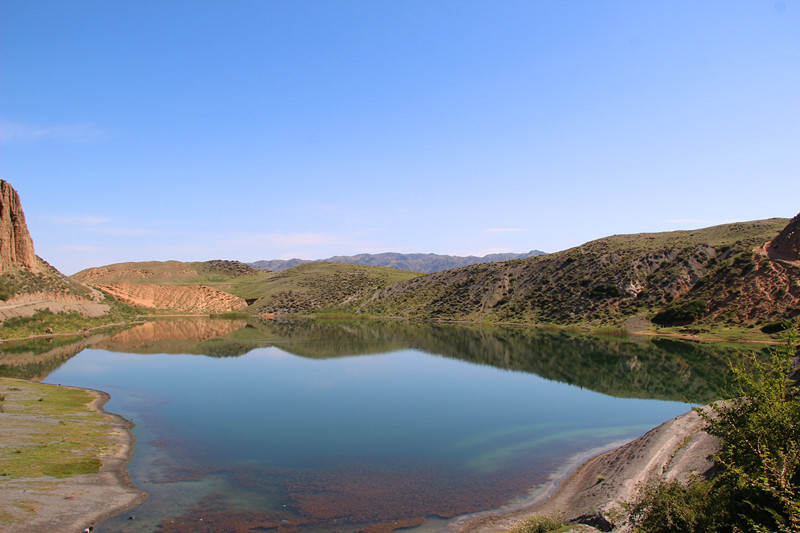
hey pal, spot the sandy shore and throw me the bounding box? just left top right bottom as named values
left=0, top=380, right=147, bottom=533
left=457, top=408, right=717, bottom=532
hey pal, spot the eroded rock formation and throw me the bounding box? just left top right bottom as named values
left=93, top=282, right=247, bottom=314
left=0, top=180, right=38, bottom=272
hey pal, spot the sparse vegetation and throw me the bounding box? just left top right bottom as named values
left=357, top=218, right=791, bottom=331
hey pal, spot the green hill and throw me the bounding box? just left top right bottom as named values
left=356, top=218, right=798, bottom=331
left=72, top=260, right=422, bottom=316
left=249, top=250, right=545, bottom=273
left=235, top=261, right=422, bottom=315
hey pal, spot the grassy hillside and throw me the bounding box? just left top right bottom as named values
left=71, top=259, right=270, bottom=291
left=248, top=250, right=545, bottom=273
left=236, top=262, right=422, bottom=315
left=71, top=259, right=422, bottom=316
left=357, top=218, right=793, bottom=330
left=1, top=258, right=93, bottom=302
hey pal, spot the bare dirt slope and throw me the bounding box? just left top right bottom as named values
left=0, top=291, right=109, bottom=321
left=93, top=282, right=247, bottom=314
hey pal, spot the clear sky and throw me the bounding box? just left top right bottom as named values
left=2, top=1, right=799, bottom=275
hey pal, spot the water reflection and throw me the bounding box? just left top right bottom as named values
left=1, top=317, right=752, bottom=403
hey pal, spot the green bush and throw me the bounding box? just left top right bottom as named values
left=626, top=479, right=717, bottom=533
left=651, top=299, right=707, bottom=326
left=587, top=284, right=621, bottom=299
left=761, top=320, right=795, bottom=334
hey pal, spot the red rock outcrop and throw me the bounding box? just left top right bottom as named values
left=93, top=282, right=247, bottom=314
left=0, top=180, right=39, bottom=272
left=767, top=212, right=800, bottom=262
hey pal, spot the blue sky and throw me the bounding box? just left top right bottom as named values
left=2, top=1, right=799, bottom=274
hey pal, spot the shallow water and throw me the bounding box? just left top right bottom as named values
left=28, top=319, right=741, bottom=531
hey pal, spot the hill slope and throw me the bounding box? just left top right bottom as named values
left=249, top=250, right=545, bottom=273
left=71, top=260, right=267, bottom=313
left=357, top=218, right=797, bottom=329
left=73, top=260, right=422, bottom=316
left=235, top=261, right=422, bottom=315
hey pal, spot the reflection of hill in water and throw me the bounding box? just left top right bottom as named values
left=0, top=330, right=122, bottom=381
left=95, top=318, right=248, bottom=356
left=224, top=320, right=749, bottom=403
left=1, top=318, right=759, bottom=403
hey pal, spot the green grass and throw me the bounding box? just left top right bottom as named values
left=0, top=378, right=117, bottom=479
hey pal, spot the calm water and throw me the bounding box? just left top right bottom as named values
left=4, top=319, right=743, bottom=532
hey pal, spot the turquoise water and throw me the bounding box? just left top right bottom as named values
left=33, top=319, right=720, bottom=532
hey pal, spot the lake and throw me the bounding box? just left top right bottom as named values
left=2, top=318, right=745, bottom=532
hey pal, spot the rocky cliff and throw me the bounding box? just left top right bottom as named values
left=0, top=180, right=39, bottom=273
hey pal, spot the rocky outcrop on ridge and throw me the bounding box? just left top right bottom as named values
left=767, top=212, right=800, bottom=262
left=93, top=282, right=247, bottom=314
left=0, top=180, right=39, bottom=273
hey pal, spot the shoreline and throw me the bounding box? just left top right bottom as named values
left=442, top=438, right=634, bottom=532
left=78, top=386, right=149, bottom=528
left=457, top=408, right=718, bottom=532
left=0, top=320, right=142, bottom=344
left=0, top=379, right=147, bottom=532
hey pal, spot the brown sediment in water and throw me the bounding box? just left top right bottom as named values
left=152, top=461, right=550, bottom=533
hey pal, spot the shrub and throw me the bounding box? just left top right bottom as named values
left=626, top=479, right=717, bottom=533
left=510, top=513, right=566, bottom=533
left=698, top=329, right=800, bottom=533
left=761, top=320, right=795, bottom=334
left=587, top=284, right=621, bottom=299
left=651, top=299, right=707, bottom=326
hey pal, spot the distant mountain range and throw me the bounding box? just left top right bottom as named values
left=248, top=251, right=546, bottom=273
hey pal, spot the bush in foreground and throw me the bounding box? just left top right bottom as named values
left=627, top=328, right=800, bottom=532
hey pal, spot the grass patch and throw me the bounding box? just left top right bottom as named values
left=0, top=378, right=116, bottom=479
left=510, top=513, right=567, bottom=533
